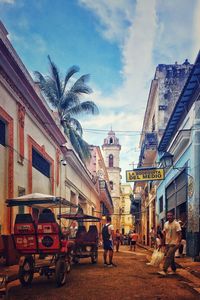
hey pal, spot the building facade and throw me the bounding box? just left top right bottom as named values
left=0, top=21, right=107, bottom=234
left=120, top=184, right=133, bottom=234
left=102, top=130, right=121, bottom=229
left=134, top=60, right=193, bottom=245
left=157, top=52, right=200, bottom=257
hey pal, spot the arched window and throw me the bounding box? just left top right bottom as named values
left=109, top=181, right=113, bottom=190
left=109, top=137, right=113, bottom=144
left=109, top=154, right=113, bottom=167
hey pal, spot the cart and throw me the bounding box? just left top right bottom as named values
left=58, top=213, right=100, bottom=265
left=6, top=193, right=78, bottom=287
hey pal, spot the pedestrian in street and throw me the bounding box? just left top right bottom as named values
left=130, top=230, right=138, bottom=251
left=102, top=216, right=116, bottom=267
left=149, top=226, right=156, bottom=247
left=115, top=229, right=121, bottom=252
left=175, top=220, right=187, bottom=257
left=156, top=224, right=163, bottom=249
left=158, top=211, right=182, bottom=276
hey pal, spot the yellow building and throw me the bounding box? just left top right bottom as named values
left=120, top=184, right=133, bottom=234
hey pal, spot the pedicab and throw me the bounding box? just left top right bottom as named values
left=58, top=213, right=100, bottom=264
left=6, top=193, right=78, bottom=287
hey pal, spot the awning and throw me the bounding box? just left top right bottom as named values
left=6, top=193, right=78, bottom=208
left=58, top=213, right=100, bottom=222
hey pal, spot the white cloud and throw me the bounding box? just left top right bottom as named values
left=79, top=0, right=135, bottom=43
left=79, top=0, right=158, bottom=181
left=192, top=0, right=200, bottom=61
left=79, top=0, right=198, bottom=182
left=0, top=0, right=15, bottom=3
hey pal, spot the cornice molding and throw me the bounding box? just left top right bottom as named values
left=0, top=40, right=66, bottom=148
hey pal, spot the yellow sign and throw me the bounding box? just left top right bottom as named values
left=126, top=168, right=165, bottom=182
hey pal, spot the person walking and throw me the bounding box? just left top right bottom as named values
left=149, top=227, right=156, bottom=247
left=115, top=229, right=121, bottom=252
left=158, top=211, right=181, bottom=276
left=156, top=225, right=163, bottom=249
left=102, top=216, right=116, bottom=267
left=130, top=230, right=138, bottom=251
left=175, top=220, right=187, bottom=257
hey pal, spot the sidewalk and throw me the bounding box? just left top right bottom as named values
left=138, top=243, right=200, bottom=279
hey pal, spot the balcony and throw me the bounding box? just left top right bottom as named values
left=99, top=180, right=113, bottom=214
left=138, top=133, right=158, bottom=166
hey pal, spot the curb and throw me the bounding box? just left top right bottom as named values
left=137, top=243, right=200, bottom=279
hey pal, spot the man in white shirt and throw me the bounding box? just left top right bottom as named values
left=158, top=211, right=181, bottom=276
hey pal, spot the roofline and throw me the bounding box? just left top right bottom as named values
left=158, top=51, right=200, bottom=152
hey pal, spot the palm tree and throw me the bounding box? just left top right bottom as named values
left=34, top=56, right=99, bottom=161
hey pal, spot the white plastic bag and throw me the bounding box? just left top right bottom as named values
left=149, top=249, right=164, bottom=267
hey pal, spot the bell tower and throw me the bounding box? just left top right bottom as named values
left=102, top=130, right=121, bottom=229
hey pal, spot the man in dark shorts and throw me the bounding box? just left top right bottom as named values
left=102, top=216, right=116, bottom=267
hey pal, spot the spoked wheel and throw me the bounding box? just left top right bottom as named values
left=19, top=257, right=34, bottom=286
left=91, top=251, right=98, bottom=264
left=66, top=256, right=71, bottom=273
left=55, top=259, right=67, bottom=287
left=72, top=256, right=79, bottom=264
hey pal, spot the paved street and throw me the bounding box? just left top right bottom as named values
left=7, top=246, right=200, bottom=300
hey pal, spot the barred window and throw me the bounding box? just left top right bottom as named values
left=32, top=148, right=50, bottom=178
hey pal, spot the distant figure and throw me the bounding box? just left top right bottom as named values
left=130, top=230, right=139, bottom=251
left=69, top=221, right=78, bottom=238
left=156, top=225, right=163, bottom=249
left=175, top=220, right=187, bottom=257
left=115, top=229, right=121, bottom=252
left=102, top=216, right=116, bottom=267
left=149, top=227, right=156, bottom=247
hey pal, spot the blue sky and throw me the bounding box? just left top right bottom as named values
left=1, top=0, right=200, bottom=183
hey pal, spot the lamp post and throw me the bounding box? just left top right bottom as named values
left=159, top=152, right=174, bottom=168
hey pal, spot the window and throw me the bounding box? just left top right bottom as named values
left=32, top=148, right=50, bottom=177
left=0, top=119, right=6, bottom=146
left=159, top=196, right=163, bottom=213
left=109, top=181, right=113, bottom=190
left=152, top=115, right=155, bottom=132
left=109, top=138, right=113, bottom=144
left=109, top=154, right=113, bottom=167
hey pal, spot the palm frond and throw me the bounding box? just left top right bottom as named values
left=68, top=128, right=85, bottom=160
left=70, top=84, right=92, bottom=94
left=68, top=118, right=83, bottom=137
left=63, top=65, right=80, bottom=93
left=72, top=74, right=90, bottom=86
left=60, top=92, right=80, bottom=110
left=34, top=71, right=58, bottom=108
left=67, top=101, right=99, bottom=116
left=76, top=135, right=91, bottom=161
left=47, top=55, right=62, bottom=100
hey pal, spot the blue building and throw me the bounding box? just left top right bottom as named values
left=157, top=52, right=200, bottom=258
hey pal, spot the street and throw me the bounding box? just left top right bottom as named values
left=7, top=246, right=200, bottom=300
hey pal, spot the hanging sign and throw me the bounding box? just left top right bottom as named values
left=126, top=168, right=165, bottom=182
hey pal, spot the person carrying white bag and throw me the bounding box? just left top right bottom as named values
left=147, top=248, right=164, bottom=267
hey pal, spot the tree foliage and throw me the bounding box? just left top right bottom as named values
left=34, top=56, right=99, bottom=161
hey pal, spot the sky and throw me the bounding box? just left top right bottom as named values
left=1, top=0, right=200, bottom=183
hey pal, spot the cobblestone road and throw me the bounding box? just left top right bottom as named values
left=7, top=245, right=200, bottom=300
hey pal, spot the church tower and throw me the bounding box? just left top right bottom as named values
left=102, top=130, right=121, bottom=229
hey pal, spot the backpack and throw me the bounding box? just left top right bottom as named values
left=102, top=224, right=110, bottom=241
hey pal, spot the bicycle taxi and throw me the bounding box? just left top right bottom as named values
left=58, top=213, right=100, bottom=264
left=6, top=193, right=78, bottom=287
